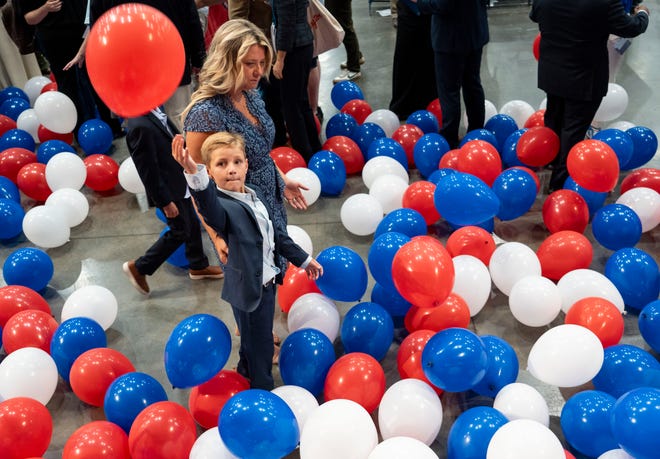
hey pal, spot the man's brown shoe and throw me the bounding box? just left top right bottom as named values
left=189, top=265, right=224, bottom=280
left=122, top=261, right=150, bottom=295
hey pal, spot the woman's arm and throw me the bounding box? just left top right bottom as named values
left=276, top=165, right=309, bottom=209
left=24, top=0, right=61, bottom=25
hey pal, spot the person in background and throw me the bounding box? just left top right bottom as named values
left=0, top=0, right=42, bottom=88
left=326, top=0, right=364, bottom=83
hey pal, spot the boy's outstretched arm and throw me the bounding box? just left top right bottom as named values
left=305, top=259, right=323, bottom=280
left=172, top=134, right=198, bottom=174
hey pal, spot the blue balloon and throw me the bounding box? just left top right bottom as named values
left=164, top=313, right=231, bottom=388
left=560, top=390, right=618, bottom=458
left=500, top=128, right=527, bottom=167
left=492, top=168, right=537, bottom=221
left=330, top=81, right=364, bottom=110
left=0, top=86, right=28, bottom=105
left=37, top=139, right=76, bottom=164
left=0, top=98, right=29, bottom=121
left=624, top=126, right=658, bottom=170
left=460, top=128, right=499, bottom=151
left=104, top=372, right=168, bottom=433
left=605, top=247, right=660, bottom=310
left=219, top=389, right=299, bottom=459
left=2, top=247, right=53, bottom=291
left=350, top=122, right=386, bottom=156
left=308, top=150, right=346, bottom=196
left=563, top=176, right=607, bottom=215
left=325, top=112, right=358, bottom=139
left=434, top=172, right=501, bottom=226
left=406, top=110, right=439, bottom=134
left=471, top=335, right=519, bottom=398
left=368, top=231, right=410, bottom=292
left=0, top=198, right=25, bottom=239
left=370, top=282, right=412, bottom=318
left=155, top=207, right=167, bottom=223
left=77, top=119, right=114, bottom=155
left=374, top=207, right=427, bottom=238
left=592, top=204, right=642, bottom=250
left=0, top=176, right=20, bottom=202
left=366, top=137, right=408, bottom=169
left=611, top=387, right=660, bottom=459
left=447, top=406, right=508, bottom=459
left=484, top=113, right=518, bottom=150
left=448, top=217, right=495, bottom=233
left=413, top=133, right=450, bottom=178
left=50, top=317, right=107, bottom=381
left=422, top=327, right=489, bottom=392
left=315, top=245, right=368, bottom=301
left=593, top=128, right=634, bottom=168
left=427, top=167, right=456, bottom=185
left=592, top=344, right=660, bottom=398
left=0, top=128, right=35, bottom=152
left=341, top=302, right=394, bottom=361
left=279, top=328, right=336, bottom=395
left=639, top=300, right=660, bottom=353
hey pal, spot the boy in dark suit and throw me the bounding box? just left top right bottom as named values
left=122, top=107, right=224, bottom=295
left=172, top=131, right=323, bottom=390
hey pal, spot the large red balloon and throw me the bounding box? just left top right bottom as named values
left=323, top=135, right=364, bottom=174
left=402, top=180, right=440, bottom=225
left=396, top=330, right=442, bottom=395
left=567, top=139, right=620, bottom=192
left=69, top=348, right=136, bottom=407
left=37, top=125, right=74, bottom=144
left=277, top=264, right=321, bottom=313
left=456, top=140, right=502, bottom=186
left=405, top=294, right=470, bottom=331
left=565, top=297, right=623, bottom=348
left=16, top=162, right=51, bottom=201
left=188, top=369, right=250, bottom=429
left=542, top=189, right=589, bottom=234
left=516, top=126, right=559, bottom=167
left=426, top=99, right=443, bottom=128
left=63, top=421, right=130, bottom=459
left=536, top=230, right=593, bottom=281
left=392, top=124, right=424, bottom=167
left=0, top=148, right=37, bottom=183
left=84, top=154, right=120, bottom=191
left=392, top=235, right=455, bottom=308
left=0, top=397, right=52, bottom=459
left=324, top=352, right=385, bottom=413
left=0, top=114, right=17, bottom=136
left=524, top=109, right=546, bottom=128
left=128, top=401, right=197, bottom=459
left=0, top=285, right=51, bottom=328
left=2, top=310, right=58, bottom=354
left=620, top=167, right=660, bottom=194
left=86, top=4, right=185, bottom=117
left=269, top=146, right=306, bottom=174
left=340, top=99, right=372, bottom=124
left=532, top=33, right=541, bottom=60
left=446, top=225, right=496, bottom=265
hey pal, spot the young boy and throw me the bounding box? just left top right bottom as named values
left=172, top=131, right=323, bottom=390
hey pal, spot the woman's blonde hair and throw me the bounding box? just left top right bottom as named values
left=201, top=132, right=247, bottom=165
left=181, top=19, right=273, bottom=122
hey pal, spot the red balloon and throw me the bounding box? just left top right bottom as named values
left=314, top=112, right=321, bottom=134
left=406, top=294, right=470, bottom=331
left=620, top=167, right=660, bottom=194
left=532, top=33, right=541, bottom=60
left=396, top=330, right=442, bottom=395
left=277, top=264, right=321, bottom=313
left=564, top=451, right=576, bottom=459
left=510, top=166, right=541, bottom=192
left=0, top=148, right=37, bottom=183
left=524, top=109, right=546, bottom=128
left=567, top=139, right=620, bottom=192
left=402, top=181, right=440, bottom=225
left=69, top=348, right=136, bottom=407
left=438, top=148, right=460, bottom=169
left=2, top=309, right=58, bottom=354
left=323, top=135, right=364, bottom=174
left=0, top=397, right=52, bottom=459
left=128, top=401, right=197, bottom=459
left=340, top=99, right=372, bottom=124
left=456, top=140, right=502, bottom=186
left=0, top=114, right=17, bottom=136
left=536, top=230, right=593, bottom=281
left=516, top=126, right=559, bottom=167
left=40, top=81, right=58, bottom=93
left=392, top=236, right=455, bottom=308
left=426, top=99, right=443, bottom=128
left=84, top=154, right=120, bottom=191
left=269, top=146, right=306, bottom=174
left=446, top=225, right=496, bottom=265
left=324, top=352, right=385, bottom=413
left=565, top=297, right=623, bottom=348
left=188, top=369, right=250, bottom=429
left=87, top=4, right=185, bottom=117
left=0, top=285, right=51, bottom=328
left=63, top=421, right=130, bottom=459
left=37, top=125, right=74, bottom=144
left=542, top=189, right=589, bottom=234
left=392, top=124, right=424, bottom=167
left=16, top=162, right=51, bottom=201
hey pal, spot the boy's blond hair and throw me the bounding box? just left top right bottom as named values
left=200, top=132, right=246, bottom=165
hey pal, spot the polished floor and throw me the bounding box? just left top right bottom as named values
left=1, top=2, right=659, bottom=458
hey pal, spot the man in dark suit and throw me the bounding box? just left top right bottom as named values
left=122, top=108, right=223, bottom=295
left=530, top=0, right=649, bottom=191
left=415, top=0, right=489, bottom=149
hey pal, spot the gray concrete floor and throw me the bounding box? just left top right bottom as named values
left=1, top=2, right=659, bottom=458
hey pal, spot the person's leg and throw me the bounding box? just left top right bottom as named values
left=326, top=0, right=362, bottom=74
left=434, top=51, right=463, bottom=148
left=308, top=58, right=320, bottom=116
left=461, top=47, right=485, bottom=133
left=180, top=198, right=210, bottom=270
left=260, top=73, right=288, bottom=147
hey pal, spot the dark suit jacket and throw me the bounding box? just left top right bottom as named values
left=191, top=182, right=309, bottom=312
left=272, top=0, right=314, bottom=52
left=417, top=0, right=489, bottom=53
left=530, top=0, right=648, bottom=101
left=126, top=113, right=188, bottom=207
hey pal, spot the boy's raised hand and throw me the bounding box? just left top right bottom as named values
left=172, top=134, right=198, bottom=174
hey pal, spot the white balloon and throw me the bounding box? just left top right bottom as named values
left=594, top=83, right=629, bottom=123
left=118, top=157, right=146, bottom=194
left=369, top=174, right=408, bottom=214
left=16, top=108, right=40, bottom=143
left=539, top=98, right=547, bottom=110
left=272, top=385, right=320, bottom=434
left=462, top=99, right=498, bottom=128
left=362, top=156, right=409, bottom=189
left=286, top=167, right=322, bottom=206
left=499, top=100, right=536, bottom=128
left=486, top=419, right=565, bottom=459
left=0, top=347, right=58, bottom=405
left=493, top=382, right=550, bottom=427
left=557, top=269, right=625, bottom=313
left=23, top=75, right=52, bottom=106
left=364, top=109, right=401, bottom=137
left=340, top=193, right=384, bottom=236
left=33, top=90, right=77, bottom=134
left=598, top=449, right=636, bottom=459
left=378, top=379, right=443, bottom=445
left=45, top=152, right=86, bottom=191
left=616, top=187, right=660, bottom=232
left=368, top=437, right=439, bottom=459
left=189, top=427, right=238, bottom=459
left=287, top=225, right=313, bottom=255
left=489, top=242, right=541, bottom=296
left=606, top=120, right=635, bottom=131
left=527, top=324, right=604, bottom=387
left=300, top=399, right=379, bottom=459
left=452, top=255, right=491, bottom=316
left=509, top=276, right=562, bottom=327
left=61, top=285, right=118, bottom=331
left=45, top=188, right=89, bottom=227
left=22, top=205, right=70, bottom=248
left=288, top=292, right=340, bottom=342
